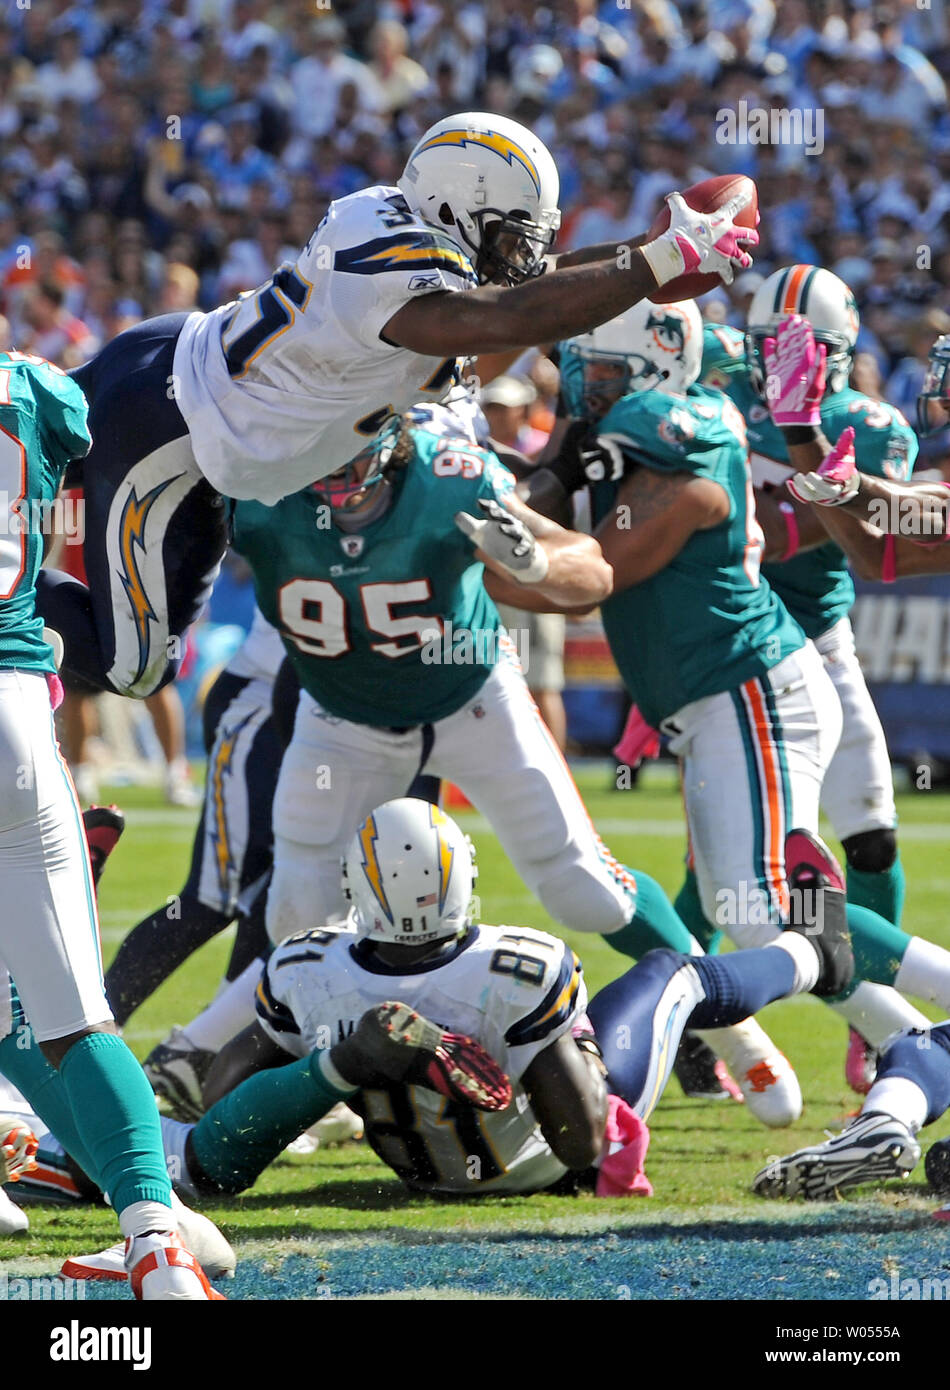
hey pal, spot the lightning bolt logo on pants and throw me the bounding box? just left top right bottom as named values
left=117, top=478, right=179, bottom=685
left=209, top=711, right=255, bottom=904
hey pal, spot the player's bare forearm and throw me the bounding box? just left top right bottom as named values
left=808, top=500, right=950, bottom=578
left=385, top=252, right=660, bottom=357
left=596, top=469, right=729, bottom=592
left=523, top=1033, right=608, bottom=1170
left=480, top=511, right=611, bottom=608
left=551, top=233, right=649, bottom=270
left=202, top=1020, right=291, bottom=1108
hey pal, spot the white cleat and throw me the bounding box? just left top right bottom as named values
left=753, top=1111, right=921, bottom=1200
left=126, top=1231, right=224, bottom=1301
left=0, top=1185, right=28, bottom=1234
left=143, top=1026, right=215, bottom=1120
left=284, top=1102, right=365, bottom=1155
left=61, top=1195, right=235, bottom=1284
left=696, top=1018, right=802, bottom=1127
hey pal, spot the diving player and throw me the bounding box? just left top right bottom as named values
left=0, top=350, right=217, bottom=1298
left=35, top=112, right=757, bottom=701
left=531, top=300, right=950, bottom=1048
left=152, top=801, right=852, bottom=1203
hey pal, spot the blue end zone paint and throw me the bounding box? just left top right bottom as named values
left=26, top=1209, right=950, bottom=1300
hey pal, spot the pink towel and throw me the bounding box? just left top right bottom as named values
left=596, top=1094, right=653, bottom=1197
left=46, top=672, right=64, bottom=711
left=613, top=705, right=660, bottom=768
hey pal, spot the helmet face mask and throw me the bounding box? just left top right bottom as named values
left=311, top=416, right=409, bottom=532
left=342, top=799, right=477, bottom=949
left=472, top=208, right=558, bottom=286
left=917, top=335, right=950, bottom=436
left=398, top=113, right=561, bottom=290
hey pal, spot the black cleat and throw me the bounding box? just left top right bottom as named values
left=783, top=830, right=852, bottom=997
left=673, top=1030, right=738, bottom=1100
left=925, top=1136, right=950, bottom=1194
left=82, top=805, right=125, bottom=889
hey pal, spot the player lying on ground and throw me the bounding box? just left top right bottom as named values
left=525, top=301, right=940, bottom=1081
left=35, top=111, right=757, bottom=700
left=149, top=401, right=795, bottom=1126
left=133, top=801, right=854, bottom=1204
left=0, top=352, right=220, bottom=1298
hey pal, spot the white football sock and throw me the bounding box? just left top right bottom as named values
left=896, top=936, right=950, bottom=1010
left=184, top=958, right=263, bottom=1051
left=828, top=981, right=929, bottom=1048
left=765, top=931, right=819, bottom=994
left=118, top=1199, right=177, bottom=1240
left=862, top=1075, right=929, bottom=1135
left=160, top=1116, right=197, bottom=1199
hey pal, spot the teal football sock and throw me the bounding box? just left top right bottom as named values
left=846, top=904, right=909, bottom=986
left=0, top=1024, right=100, bottom=1187
left=190, top=1050, right=355, bottom=1194
left=602, top=870, right=693, bottom=960
left=673, top=868, right=724, bottom=955
left=58, top=1032, right=171, bottom=1215
left=846, top=856, right=905, bottom=929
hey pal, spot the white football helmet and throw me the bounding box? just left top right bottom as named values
left=398, top=112, right=560, bottom=286
left=564, top=299, right=703, bottom=418
left=746, top=265, right=860, bottom=397
left=342, top=799, right=476, bottom=947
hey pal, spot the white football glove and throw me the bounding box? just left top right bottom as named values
left=454, top=498, right=550, bottom=584
left=1, top=1117, right=38, bottom=1182
left=787, top=426, right=859, bottom=506
left=641, top=190, right=759, bottom=288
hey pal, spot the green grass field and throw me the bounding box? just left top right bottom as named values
left=4, top=765, right=950, bottom=1301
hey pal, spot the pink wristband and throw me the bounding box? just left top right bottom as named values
left=881, top=532, right=897, bottom=584
left=778, top=501, right=799, bottom=560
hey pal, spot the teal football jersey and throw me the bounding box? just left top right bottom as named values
left=232, top=428, right=516, bottom=726
left=701, top=324, right=918, bottom=638
left=590, top=384, right=805, bottom=727
left=0, top=353, right=90, bottom=672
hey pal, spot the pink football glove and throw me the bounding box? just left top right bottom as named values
left=763, top=315, right=827, bottom=428
left=787, top=427, right=858, bottom=506
left=642, top=190, right=759, bottom=287
left=1, top=1118, right=38, bottom=1182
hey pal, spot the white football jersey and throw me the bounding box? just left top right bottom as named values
left=173, top=185, right=477, bottom=504
left=257, top=920, right=587, bottom=1194
left=225, top=605, right=285, bottom=684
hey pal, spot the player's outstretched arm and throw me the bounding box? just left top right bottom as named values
left=383, top=193, right=757, bottom=357
left=457, top=493, right=613, bottom=610
left=522, top=1033, right=608, bottom=1171
left=201, top=1020, right=292, bottom=1109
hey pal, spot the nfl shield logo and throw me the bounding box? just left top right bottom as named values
left=341, top=535, right=364, bottom=558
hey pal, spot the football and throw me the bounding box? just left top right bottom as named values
left=646, top=174, right=758, bottom=304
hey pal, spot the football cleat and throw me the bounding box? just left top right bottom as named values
left=845, top=1027, right=878, bottom=1095
left=697, top=1019, right=802, bottom=1127
left=753, top=1111, right=921, bottom=1200
left=783, top=829, right=853, bottom=997
left=673, top=1030, right=743, bottom=1102
left=63, top=1196, right=235, bottom=1284
left=143, top=1027, right=215, bottom=1121
left=924, top=1135, right=950, bottom=1194
left=343, top=1002, right=512, bottom=1112
left=81, top=805, right=125, bottom=889
left=284, top=1102, right=365, bottom=1155
left=0, top=1185, right=28, bottom=1234
left=1, top=1116, right=38, bottom=1182
left=126, top=1231, right=225, bottom=1301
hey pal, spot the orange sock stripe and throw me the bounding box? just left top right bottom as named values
left=741, top=679, right=789, bottom=918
